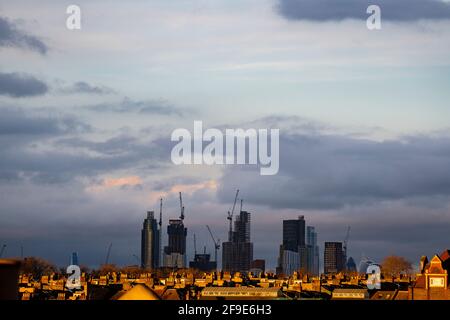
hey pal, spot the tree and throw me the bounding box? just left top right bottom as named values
left=20, top=257, right=58, bottom=278
left=98, top=264, right=118, bottom=275
left=121, top=266, right=142, bottom=278
left=381, top=255, right=412, bottom=277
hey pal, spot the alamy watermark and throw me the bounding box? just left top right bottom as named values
left=171, top=121, right=279, bottom=175
left=66, top=5, right=81, bottom=30
left=366, top=264, right=381, bottom=290
left=66, top=264, right=81, bottom=290
left=367, top=5, right=382, bottom=30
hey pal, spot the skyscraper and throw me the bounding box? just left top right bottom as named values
left=306, top=226, right=320, bottom=275
left=141, top=211, right=160, bottom=269
left=222, top=210, right=253, bottom=272
left=277, top=216, right=307, bottom=275
left=70, top=252, right=79, bottom=266
left=164, top=219, right=187, bottom=268
left=282, top=216, right=305, bottom=251
left=324, top=242, right=345, bottom=274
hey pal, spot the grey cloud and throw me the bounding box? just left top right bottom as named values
left=60, top=81, right=116, bottom=95
left=0, top=107, right=89, bottom=136
left=277, top=0, right=450, bottom=21
left=218, top=122, right=450, bottom=210
left=0, top=120, right=172, bottom=184
left=86, top=97, right=185, bottom=116
left=0, top=72, right=48, bottom=97
left=0, top=16, right=47, bottom=54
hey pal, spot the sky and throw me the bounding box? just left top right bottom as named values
left=1, top=0, right=450, bottom=271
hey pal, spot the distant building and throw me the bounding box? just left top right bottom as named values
left=283, top=216, right=305, bottom=251
left=346, top=256, right=357, bottom=273
left=222, top=211, right=254, bottom=272
left=324, top=242, right=345, bottom=274
left=189, top=253, right=216, bottom=272
left=141, top=211, right=160, bottom=269
left=70, top=252, right=79, bottom=266
left=278, top=249, right=300, bottom=276
left=277, top=216, right=305, bottom=276
left=278, top=217, right=319, bottom=276
left=410, top=250, right=450, bottom=300
left=306, top=226, right=320, bottom=275
left=358, top=257, right=375, bottom=274
left=250, top=259, right=266, bottom=274
left=164, top=219, right=187, bottom=268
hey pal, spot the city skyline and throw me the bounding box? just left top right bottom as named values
left=1, top=0, right=450, bottom=272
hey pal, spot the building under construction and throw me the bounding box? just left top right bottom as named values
left=222, top=210, right=253, bottom=272
left=163, top=192, right=187, bottom=268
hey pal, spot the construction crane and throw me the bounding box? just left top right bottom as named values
left=179, top=192, right=185, bottom=221
left=159, top=197, right=163, bottom=267
left=132, top=254, right=140, bottom=265
left=193, top=233, right=197, bottom=256
left=0, top=244, right=6, bottom=258
left=240, top=199, right=243, bottom=213
left=206, top=225, right=220, bottom=267
left=227, top=189, right=239, bottom=241
left=104, top=243, right=112, bottom=265
left=343, top=226, right=351, bottom=265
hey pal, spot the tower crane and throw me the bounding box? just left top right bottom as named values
left=206, top=225, right=220, bottom=269
left=193, top=233, right=197, bottom=256
left=104, top=243, right=112, bottom=265
left=343, top=226, right=351, bottom=266
left=227, top=189, right=239, bottom=242
left=159, top=197, right=163, bottom=267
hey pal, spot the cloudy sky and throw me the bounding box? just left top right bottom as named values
left=1, top=0, right=450, bottom=270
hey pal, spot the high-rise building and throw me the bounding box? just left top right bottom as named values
left=324, top=242, right=345, bottom=274
left=141, top=211, right=160, bottom=269
left=282, top=216, right=305, bottom=251
left=278, top=216, right=311, bottom=276
left=222, top=210, right=254, bottom=272
left=346, top=256, right=357, bottom=273
left=189, top=253, right=216, bottom=271
left=306, top=226, right=320, bottom=275
left=164, top=219, right=187, bottom=268
left=70, top=252, right=79, bottom=266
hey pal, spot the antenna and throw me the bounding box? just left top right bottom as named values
left=227, top=189, right=239, bottom=241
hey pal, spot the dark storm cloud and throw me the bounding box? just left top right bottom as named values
left=0, top=72, right=48, bottom=97
left=60, top=81, right=116, bottom=95
left=85, top=97, right=185, bottom=116
left=0, top=107, right=89, bottom=136
left=277, top=0, right=450, bottom=21
left=218, top=121, right=450, bottom=210
left=0, top=106, right=172, bottom=184
left=0, top=16, right=47, bottom=54
left=0, top=135, right=171, bottom=184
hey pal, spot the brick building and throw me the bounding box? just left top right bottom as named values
left=410, top=249, right=450, bottom=300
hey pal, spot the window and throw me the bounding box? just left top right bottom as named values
left=429, top=277, right=445, bottom=288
